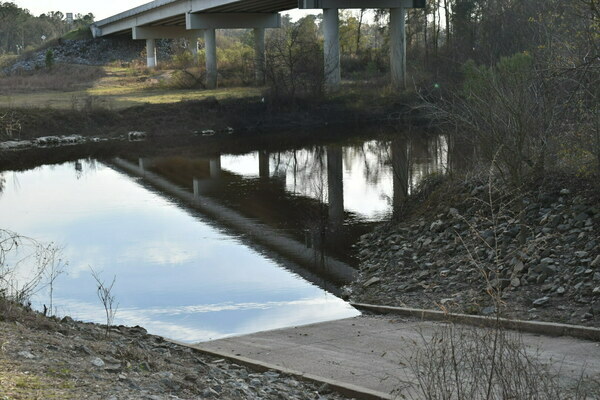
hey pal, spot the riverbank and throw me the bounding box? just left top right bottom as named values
left=0, top=89, right=422, bottom=140
left=0, top=298, right=349, bottom=400
left=349, top=172, right=600, bottom=327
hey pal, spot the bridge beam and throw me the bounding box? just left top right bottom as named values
left=186, top=13, right=281, bottom=30
left=133, top=26, right=202, bottom=40
left=299, top=0, right=423, bottom=8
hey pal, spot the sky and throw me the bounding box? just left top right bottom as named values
left=12, top=0, right=315, bottom=21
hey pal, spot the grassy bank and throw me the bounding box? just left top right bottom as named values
left=0, top=65, right=261, bottom=110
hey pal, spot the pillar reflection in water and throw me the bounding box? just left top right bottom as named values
left=258, top=151, right=270, bottom=179
left=193, top=156, right=222, bottom=196
left=391, top=137, right=409, bottom=217
left=209, top=156, right=221, bottom=179
left=327, top=145, right=344, bottom=229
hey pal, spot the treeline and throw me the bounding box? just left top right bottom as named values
left=230, top=0, right=596, bottom=178
left=0, top=2, right=94, bottom=54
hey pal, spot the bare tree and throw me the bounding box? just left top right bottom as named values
left=264, top=16, right=325, bottom=101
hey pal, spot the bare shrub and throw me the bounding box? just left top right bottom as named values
left=166, top=68, right=206, bottom=90
left=45, top=250, right=67, bottom=316
left=428, top=53, right=558, bottom=185
left=0, top=111, right=22, bottom=139
left=405, top=323, right=597, bottom=400
left=89, top=267, right=118, bottom=337
left=264, top=16, right=325, bottom=102
left=399, top=164, right=599, bottom=399
left=0, top=229, right=62, bottom=305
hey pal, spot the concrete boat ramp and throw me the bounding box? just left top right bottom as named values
left=180, top=315, right=600, bottom=399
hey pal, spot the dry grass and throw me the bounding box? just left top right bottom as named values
left=0, top=361, right=73, bottom=400
left=0, top=65, right=261, bottom=110
left=0, top=64, right=105, bottom=93
left=0, top=322, right=73, bottom=400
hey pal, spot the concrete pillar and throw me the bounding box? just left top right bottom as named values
left=327, top=146, right=344, bottom=227
left=254, top=28, right=266, bottom=85
left=204, top=29, right=217, bottom=89
left=323, top=8, right=341, bottom=91
left=258, top=151, right=269, bottom=178
left=146, top=39, right=157, bottom=68
left=389, top=8, right=407, bottom=89
left=391, top=137, right=409, bottom=217
left=189, top=36, right=199, bottom=64
left=209, top=157, right=221, bottom=179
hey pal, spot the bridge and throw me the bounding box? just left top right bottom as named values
left=91, top=0, right=425, bottom=90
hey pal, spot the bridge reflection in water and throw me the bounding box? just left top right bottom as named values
left=118, top=134, right=449, bottom=292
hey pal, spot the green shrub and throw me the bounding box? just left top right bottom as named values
left=45, top=49, right=54, bottom=70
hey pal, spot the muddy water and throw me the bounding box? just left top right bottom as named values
left=0, top=133, right=447, bottom=342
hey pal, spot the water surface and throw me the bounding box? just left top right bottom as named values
left=0, top=161, right=358, bottom=342
left=0, top=133, right=449, bottom=342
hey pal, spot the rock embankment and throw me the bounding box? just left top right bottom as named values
left=349, top=175, right=600, bottom=326
left=0, top=302, right=349, bottom=399
left=5, top=38, right=172, bottom=74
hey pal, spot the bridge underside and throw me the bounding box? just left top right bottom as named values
left=93, top=0, right=422, bottom=89
left=112, top=1, right=297, bottom=31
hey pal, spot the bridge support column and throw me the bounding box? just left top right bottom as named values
left=390, top=7, right=407, bottom=89
left=204, top=29, right=217, bottom=89
left=323, top=8, right=341, bottom=91
left=189, top=36, right=199, bottom=64
left=146, top=39, right=157, bottom=68
left=254, top=28, right=266, bottom=85
left=327, top=145, right=344, bottom=228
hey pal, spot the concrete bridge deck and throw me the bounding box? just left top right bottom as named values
left=189, top=315, right=600, bottom=399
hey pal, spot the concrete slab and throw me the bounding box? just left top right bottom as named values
left=192, top=316, right=600, bottom=398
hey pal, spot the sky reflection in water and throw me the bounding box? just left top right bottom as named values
left=0, top=162, right=358, bottom=342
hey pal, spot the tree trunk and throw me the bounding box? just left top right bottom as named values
left=444, top=0, right=451, bottom=48
left=356, top=9, right=365, bottom=54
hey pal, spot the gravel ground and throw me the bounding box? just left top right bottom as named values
left=348, top=174, right=600, bottom=326
left=0, top=301, right=351, bottom=400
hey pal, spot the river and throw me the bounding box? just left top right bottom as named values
left=0, top=132, right=448, bottom=342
